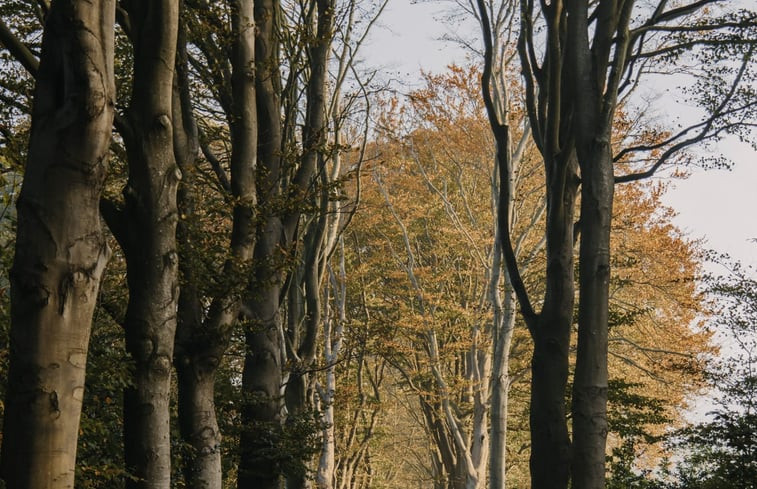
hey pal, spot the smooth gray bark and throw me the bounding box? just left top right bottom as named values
left=111, top=1, right=181, bottom=487
left=174, top=1, right=257, bottom=488
left=237, top=2, right=286, bottom=487
left=0, top=2, right=115, bottom=487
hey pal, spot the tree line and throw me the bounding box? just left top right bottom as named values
left=0, top=0, right=754, bottom=488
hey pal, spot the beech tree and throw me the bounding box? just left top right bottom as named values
left=360, top=65, right=541, bottom=489
left=0, top=2, right=116, bottom=488
left=100, top=1, right=181, bottom=487
left=169, top=2, right=258, bottom=488
left=0, top=2, right=751, bottom=488
left=234, top=1, right=337, bottom=486
left=476, top=1, right=580, bottom=485
left=476, top=0, right=755, bottom=487
left=352, top=63, right=711, bottom=488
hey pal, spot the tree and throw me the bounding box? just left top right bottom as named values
left=0, top=2, right=116, bottom=488
left=476, top=1, right=580, bottom=485
left=661, top=258, right=757, bottom=489
left=235, top=1, right=337, bottom=486
left=344, top=62, right=711, bottom=488
left=477, top=1, right=756, bottom=486
left=363, top=65, right=541, bottom=489
left=171, top=2, right=257, bottom=487
left=100, top=1, right=181, bottom=487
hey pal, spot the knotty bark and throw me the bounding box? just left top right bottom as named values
left=0, top=2, right=115, bottom=488
left=110, top=1, right=181, bottom=487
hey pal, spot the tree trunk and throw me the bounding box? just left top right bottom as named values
left=529, top=154, right=579, bottom=489
left=238, top=280, right=285, bottom=489
left=117, top=1, right=180, bottom=487
left=565, top=1, right=616, bottom=485
left=488, top=288, right=515, bottom=489
left=0, top=2, right=115, bottom=487
left=315, top=251, right=346, bottom=489
left=174, top=0, right=257, bottom=487
left=572, top=141, right=613, bottom=489
left=236, top=4, right=284, bottom=484
left=478, top=1, right=577, bottom=485
left=176, top=361, right=223, bottom=485
left=172, top=14, right=225, bottom=489
left=238, top=0, right=335, bottom=486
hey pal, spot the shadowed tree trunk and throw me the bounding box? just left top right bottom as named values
left=527, top=156, right=578, bottom=488
left=477, top=2, right=578, bottom=487
left=237, top=1, right=286, bottom=487
left=566, top=4, right=615, bottom=486
left=0, top=2, right=115, bottom=487
left=238, top=0, right=334, bottom=487
left=565, top=1, right=627, bottom=486
left=103, top=1, right=181, bottom=487
left=173, top=1, right=257, bottom=488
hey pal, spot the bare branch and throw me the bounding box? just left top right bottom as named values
left=0, top=17, right=39, bottom=76
left=197, top=127, right=231, bottom=192
left=615, top=45, right=754, bottom=183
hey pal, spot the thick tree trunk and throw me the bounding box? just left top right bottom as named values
left=0, top=2, right=115, bottom=487
left=118, top=1, right=180, bottom=487
left=176, top=360, right=223, bottom=488
left=572, top=142, right=613, bottom=489
left=529, top=155, right=579, bottom=489
left=565, top=2, right=616, bottom=485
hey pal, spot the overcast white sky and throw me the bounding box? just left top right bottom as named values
left=365, top=0, right=757, bottom=271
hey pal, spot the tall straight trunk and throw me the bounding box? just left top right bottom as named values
left=238, top=279, right=285, bottom=489
left=174, top=1, right=257, bottom=487
left=284, top=2, right=337, bottom=485
left=237, top=1, right=285, bottom=487
left=564, top=1, right=622, bottom=485
left=0, top=2, right=115, bottom=487
left=572, top=142, right=613, bottom=489
left=529, top=154, right=579, bottom=489
left=238, top=0, right=334, bottom=486
left=116, top=1, right=180, bottom=487
left=315, top=244, right=347, bottom=489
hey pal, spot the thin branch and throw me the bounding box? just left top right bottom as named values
left=615, top=45, right=754, bottom=183
left=197, top=127, right=231, bottom=192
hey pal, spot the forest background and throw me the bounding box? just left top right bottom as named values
left=0, top=1, right=755, bottom=489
